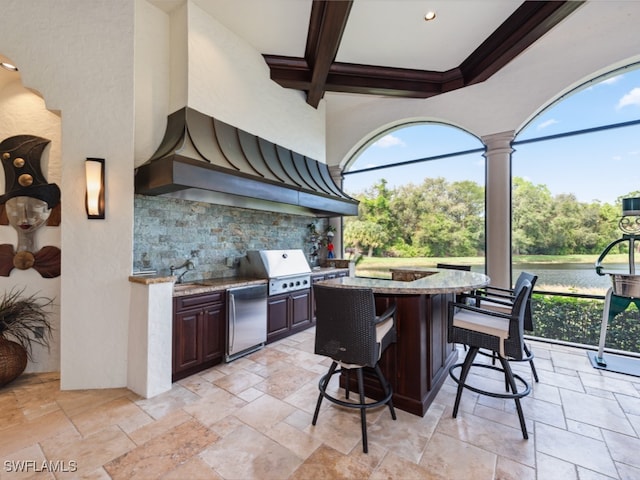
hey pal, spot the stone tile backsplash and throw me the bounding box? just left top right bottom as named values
left=133, top=195, right=327, bottom=279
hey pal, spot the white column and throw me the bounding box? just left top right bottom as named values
left=329, top=165, right=346, bottom=257
left=128, top=279, right=174, bottom=398
left=482, top=131, right=515, bottom=288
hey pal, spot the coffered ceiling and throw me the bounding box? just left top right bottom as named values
left=264, top=1, right=583, bottom=107
left=4, top=0, right=638, bottom=159
left=184, top=0, right=584, bottom=107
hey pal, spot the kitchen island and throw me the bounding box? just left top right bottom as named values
left=316, top=267, right=489, bottom=416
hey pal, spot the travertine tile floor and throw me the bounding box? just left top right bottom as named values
left=2, top=329, right=640, bottom=479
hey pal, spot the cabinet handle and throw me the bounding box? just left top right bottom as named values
left=229, top=293, right=236, bottom=351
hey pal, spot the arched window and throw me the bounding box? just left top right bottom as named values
left=342, top=122, right=485, bottom=277
left=512, top=64, right=640, bottom=293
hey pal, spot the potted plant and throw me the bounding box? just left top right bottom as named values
left=0, top=287, right=54, bottom=387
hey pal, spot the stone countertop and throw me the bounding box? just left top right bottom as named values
left=129, top=267, right=349, bottom=297
left=317, top=267, right=489, bottom=295
left=129, top=274, right=176, bottom=285
left=169, top=268, right=348, bottom=296
left=171, top=277, right=267, bottom=297
left=310, top=267, right=349, bottom=275
left=128, top=275, right=267, bottom=296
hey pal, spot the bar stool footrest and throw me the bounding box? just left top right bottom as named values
left=318, top=367, right=393, bottom=410
left=449, top=362, right=531, bottom=400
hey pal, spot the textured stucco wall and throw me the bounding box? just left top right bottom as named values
left=3, top=0, right=135, bottom=389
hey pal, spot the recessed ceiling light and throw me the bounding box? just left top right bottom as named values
left=424, top=11, right=436, bottom=22
left=0, top=62, right=18, bottom=72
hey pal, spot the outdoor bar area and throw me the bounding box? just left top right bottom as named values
left=317, top=267, right=489, bottom=416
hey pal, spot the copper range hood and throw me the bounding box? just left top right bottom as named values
left=134, top=107, right=358, bottom=217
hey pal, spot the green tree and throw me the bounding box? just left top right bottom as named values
left=393, top=178, right=484, bottom=256
left=343, top=219, right=389, bottom=257
left=346, top=174, right=623, bottom=259
left=356, top=179, right=398, bottom=251
left=512, top=177, right=555, bottom=254
left=595, top=202, right=621, bottom=252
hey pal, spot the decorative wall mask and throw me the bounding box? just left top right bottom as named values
left=0, top=135, right=61, bottom=278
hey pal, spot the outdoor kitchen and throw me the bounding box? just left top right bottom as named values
left=129, top=190, right=352, bottom=397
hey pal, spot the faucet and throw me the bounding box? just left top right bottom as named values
left=170, top=259, right=195, bottom=284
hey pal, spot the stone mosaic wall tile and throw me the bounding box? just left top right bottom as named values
left=133, top=195, right=327, bottom=279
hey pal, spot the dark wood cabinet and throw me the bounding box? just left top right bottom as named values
left=173, top=291, right=225, bottom=381
left=290, top=290, right=311, bottom=328
left=267, top=289, right=311, bottom=343
left=266, top=294, right=289, bottom=339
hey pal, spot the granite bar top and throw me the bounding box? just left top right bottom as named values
left=317, top=267, right=489, bottom=295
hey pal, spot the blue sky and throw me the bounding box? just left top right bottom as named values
left=344, top=65, right=640, bottom=205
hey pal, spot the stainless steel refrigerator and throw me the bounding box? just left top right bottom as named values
left=226, top=284, right=268, bottom=362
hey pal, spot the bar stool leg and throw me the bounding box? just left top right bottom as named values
left=453, top=346, right=479, bottom=418
left=356, top=368, right=368, bottom=453
left=374, top=364, right=396, bottom=420
left=524, top=343, right=539, bottom=382
left=498, top=356, right=528, bottom=439
left=345, top=369, right=351, bottom=399
left=313, top=361, right=337, bottom=425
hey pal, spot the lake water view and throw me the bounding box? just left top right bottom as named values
left=356, top=259, right=633, bottom=295
left=478, top=263, right=630, bottom=294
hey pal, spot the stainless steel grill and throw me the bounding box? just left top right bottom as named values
left=239, top=249, right=312, bottom=296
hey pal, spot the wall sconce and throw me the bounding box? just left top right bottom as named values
left=85, top=158, right=105, bottom=219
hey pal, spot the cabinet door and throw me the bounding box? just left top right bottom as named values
left=201, top=302, right=225, bottom=363
left=173, top=308, right=201, bottom=373
left=291, top=290, right=311, bottom=329
left=174, top=292, right=226, bottom=380
left=267, top=294, right=288, bottom=339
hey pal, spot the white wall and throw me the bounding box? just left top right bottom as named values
left=134, top=0, right=172, bottom=167
left=3, top=0, right=135, bottom=389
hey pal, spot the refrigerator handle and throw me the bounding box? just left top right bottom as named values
left=229, top=293, right=236, bottom=351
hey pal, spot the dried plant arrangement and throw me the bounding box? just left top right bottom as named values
left=0, top=286, right=54, bottom=360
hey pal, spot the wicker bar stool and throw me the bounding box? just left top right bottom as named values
left=448, top=279, right=533, bottom=439
left=472, top=272, right=539, bottom=382
left=312, top=284, right=397, bottom=453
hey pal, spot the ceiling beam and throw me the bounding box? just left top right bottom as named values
left=305, top=0, right=353, bottom=107
left=264, top=0, right=584, bottom=106
left=459, top=1, right=585, bottom=86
